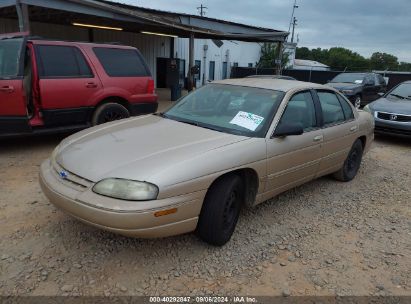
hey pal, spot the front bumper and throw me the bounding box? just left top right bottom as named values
left=374, top=117, right=411, bottom=137
left=39, top=159, right=205, bottom=238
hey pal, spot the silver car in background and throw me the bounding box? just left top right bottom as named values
left=364, top=81, right=411, bottom=137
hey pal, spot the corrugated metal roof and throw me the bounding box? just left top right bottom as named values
left=96, top=0, right=285, bottom=33
left=0, top=0, right=288, bottom=42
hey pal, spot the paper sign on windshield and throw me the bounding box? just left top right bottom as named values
left=230, top=111, right=264, bottom=131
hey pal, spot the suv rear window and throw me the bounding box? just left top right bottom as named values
left=93, top=47, right=149, bottom=77
left=37, top=45, right=93, bottom=78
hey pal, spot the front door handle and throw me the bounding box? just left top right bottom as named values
left=313, top=135, right=323, bottom=142
left=350, top=126, right=358, bottom=132
left=0, top=86, right=14, bottom=93
left=85, top=82, right=97, bottom=88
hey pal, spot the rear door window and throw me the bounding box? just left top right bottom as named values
left=317, top=91, right=346, bottom=126
left=93, top=47, right=149, bottom=77
left=37, top=45, right=93, bottom=78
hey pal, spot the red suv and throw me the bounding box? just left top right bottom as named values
left=0, top=33, right=157, bottom=137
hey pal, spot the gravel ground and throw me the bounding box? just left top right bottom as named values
left=0, top=133, right=410, bottom=297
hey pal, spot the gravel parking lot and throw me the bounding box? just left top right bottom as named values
left=0, top=133, right=410, bottom=297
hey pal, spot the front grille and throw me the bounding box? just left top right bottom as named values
left=52, top=160, right=92, bottom=191
left=377, top=111, right=411, bottom=122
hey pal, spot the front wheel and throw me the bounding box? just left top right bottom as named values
left=333, top=139, right=364, bottom=182
left=92, top=102, right=130, bottom=126
left=197, top=175, right=243, bottom=246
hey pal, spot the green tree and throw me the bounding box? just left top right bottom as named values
left=257, top=43, right=289, bottom=70
left=370, top=52, right=399, bottom=70
left=398, top=62, right=411, bottom=72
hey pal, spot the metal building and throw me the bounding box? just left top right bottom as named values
left=0, top=0, right=288, bottom=88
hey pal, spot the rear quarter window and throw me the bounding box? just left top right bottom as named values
left=93, top=47, right=149, bottom=77
left=337, top=94, right=355, bottom=120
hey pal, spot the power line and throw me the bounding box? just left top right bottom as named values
left=291, top=17, right=297, bottom=43
left=197, top=4, right=208, bottom=17
left=288, top=0, right=299, bottom=41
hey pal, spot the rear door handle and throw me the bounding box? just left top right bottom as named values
left=313, top=135, right=323, bottom=142
left=0, top=86, right=14, bottom=93
left=85, top=82, right=97, bottom=88
left=350, top=126, right=358, bottom=132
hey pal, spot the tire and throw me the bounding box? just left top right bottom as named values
left=197, top=175, right=243, bottom=246
left=92, top=102, right=130, bottom=126
left=353, top=95, right=361, bottom=109
left=333, top=139, right=364, bottom=182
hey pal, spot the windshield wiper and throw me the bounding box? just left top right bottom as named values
left=389, top=93, right=407, bottom=99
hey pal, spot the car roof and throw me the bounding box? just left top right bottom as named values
left=246, top=75, right=296, bottom=80
left=213, top=78, right=331, bottom=92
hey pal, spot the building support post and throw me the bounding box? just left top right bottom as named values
left=188, top=32, right=195, bottom=91
left=275, top=41, right=284, bottom=75
left=16, top=0, right=30, bottom=33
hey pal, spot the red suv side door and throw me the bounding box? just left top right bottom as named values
left=0, top=37, right=27, bottom=116
left=34, top=42, right=102, bottom=125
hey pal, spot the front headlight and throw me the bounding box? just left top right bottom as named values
left=93, top=178, right=159, bottom=201
left=342, top=89, right=354, bottom=95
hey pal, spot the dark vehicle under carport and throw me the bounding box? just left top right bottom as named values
left=327, top=72, right=387, bottom=108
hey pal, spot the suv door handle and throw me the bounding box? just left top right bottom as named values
left=85, top=82, right=97, bottom=88
left=0, top=86, right=14, bottom=93
left=313, top=135, right=323, bottom=142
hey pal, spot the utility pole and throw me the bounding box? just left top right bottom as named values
left=197, top=4, right=208, bottom=17
left=291, top=17, right=297, bottom=43
left=288, top=0, right=298, bottom=41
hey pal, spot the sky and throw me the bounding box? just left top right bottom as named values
left=112, top=0, right=411, bottom=63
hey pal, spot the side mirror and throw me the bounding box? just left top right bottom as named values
left=273, top=122, right=304, bottom=137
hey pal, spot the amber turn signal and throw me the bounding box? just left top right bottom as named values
left=154, top=208, right=177, bottom=217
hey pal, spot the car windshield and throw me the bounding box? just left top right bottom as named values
left=387, top=83, right=411, bottom=101
left=164, top=84, right=285, bottom=138
left=0, top=38, right=24, bottom=79
left=331, top=73, right=365, bottom=84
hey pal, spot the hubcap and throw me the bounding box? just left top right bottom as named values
left=347, top=149, right=359, bottom=172
left=223, top=190, right=238, bottom=231
left=103, top=111, right=124, bottom=122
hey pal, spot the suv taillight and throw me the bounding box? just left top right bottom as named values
left=147, top=79, right=155, bottom=94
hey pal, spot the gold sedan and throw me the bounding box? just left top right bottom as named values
left=40, top=78, right=374, bottom=246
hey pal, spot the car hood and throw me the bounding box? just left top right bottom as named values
left=369, top=97, right=411, bottom=115
left=56, top=115, right=249, bottom=183
left=328, top=82, right=361, bottom=90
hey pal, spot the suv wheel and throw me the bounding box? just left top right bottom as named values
left=92, top=102, right=130, bottom=125
left=333, top=139, right=363, bottom=182
left=197, top=175, right=243, bottom=246
left=354, top=95, right=361, bottom=109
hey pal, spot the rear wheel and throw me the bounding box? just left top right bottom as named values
left=333, top=139, right=363, bottom=182
left=197, top=175, right=243, bottom=246
left=92, top=102, right=130, bottom=125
